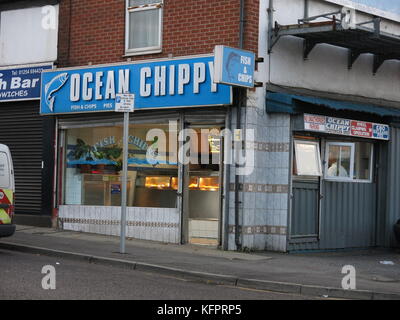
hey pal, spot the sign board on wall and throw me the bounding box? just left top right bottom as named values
left=40, top=56, right=232, bottom=115
left=0, top=64, right=53, bottom=102
left=304, top=114, right=390, bottom=140
left=213, top=45, right=255, bottom=88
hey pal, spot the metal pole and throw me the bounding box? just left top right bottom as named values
left=120, top=111, right=129, bottom=254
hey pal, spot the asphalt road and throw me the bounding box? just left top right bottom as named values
left=0, top=248, right=315, bottom=300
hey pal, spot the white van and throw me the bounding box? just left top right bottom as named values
left=0, top=144, right=15, bottom=237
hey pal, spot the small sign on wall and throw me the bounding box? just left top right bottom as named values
left=115, top=93, right=135, bottom=112
left=213, top=45, right=255, bottom=88
left=304, top=113, right=390, bottom=140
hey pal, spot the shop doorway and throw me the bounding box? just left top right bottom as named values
left=183, top=125, right=223, bottom=246
left=290, top=136, right=378, bottom=250
left=290, top=138, right=322, bottom=240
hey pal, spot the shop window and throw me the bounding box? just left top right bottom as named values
left=63, top=123, right=178, bottom=208
left=354, top=142, right=373, bottom=181
left=293, top=140, right=322, bottom=177
left=126, top=0, right=163, bottom=55
left=325, top=141, right=373, bottom=182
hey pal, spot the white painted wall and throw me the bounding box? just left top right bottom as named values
left=0, top=5, right=59, bottom=66
left=265, top=0, right=400, bottom=103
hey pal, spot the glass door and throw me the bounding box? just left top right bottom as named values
left=184, top=125, right=223, bottom=246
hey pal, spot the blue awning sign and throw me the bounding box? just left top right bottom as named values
left=266, top=92, right=400, bottom=118
left=40, top=56, right=232, bottom=115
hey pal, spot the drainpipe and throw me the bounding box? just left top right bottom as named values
left=234, top=0, right=246, bottom=251
left=304, top=0, right=309, bottom=19
left=239, top=0, right=245, bottom=49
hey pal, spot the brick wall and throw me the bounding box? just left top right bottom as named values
left=57, top=0, right=259, bottom=68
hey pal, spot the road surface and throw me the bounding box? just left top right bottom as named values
left=0, top=248, right=316, bottom=300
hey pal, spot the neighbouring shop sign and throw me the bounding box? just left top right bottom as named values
left=40, top=56, right=232, bottom=115
left=304, top=114, right=390, bottom=140
left=0, top=64, right=53, bottom=102
left=214, top=45, right=255, bottom=88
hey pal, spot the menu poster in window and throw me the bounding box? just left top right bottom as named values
left=111, top=184, right=121, bottom=194
left=304, top=114, right=390, bottom=141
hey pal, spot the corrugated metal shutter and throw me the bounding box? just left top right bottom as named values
left=386, top=127, right=400, bottom=247
left=0, top=102, right=43, bottom=214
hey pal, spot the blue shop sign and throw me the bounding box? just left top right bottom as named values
left=0, top=64, right=53, bottom=102
left=214, top=45, right=255, bottom=88
left=372, top=124, right=390, bottom=140
left=40, top=56, right=232, bottom=115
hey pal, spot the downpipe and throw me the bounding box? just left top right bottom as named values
left=234, top=0, right=246, bottom=251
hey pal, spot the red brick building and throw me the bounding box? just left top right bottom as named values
left=48, top=0, right=263, bottom=250
left=57, top=0, right=259, bottom=67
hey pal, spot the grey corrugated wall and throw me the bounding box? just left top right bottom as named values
left=385, top=126, right=400, bottom=247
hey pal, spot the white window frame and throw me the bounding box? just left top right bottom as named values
left=294, top=140, right=322, bottom=177
left=125, top=0, right=163, bottom=56
left=324, top=141, right=373, bottom=183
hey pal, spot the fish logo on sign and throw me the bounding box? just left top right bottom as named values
left=44, top=73, right=69, bottom=112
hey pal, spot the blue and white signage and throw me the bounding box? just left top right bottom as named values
left=40, top=56, right=232, bottom=115
left=213, top=45, right=255, bottom=88
left=304, top=114, right=390, bottom=140
left=372, top=123, right=389, bottom=140
left=0, top=64, right=52, bottom=102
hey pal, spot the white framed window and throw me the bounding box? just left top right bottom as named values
left=293, top=140, right=322, bottom=177
left=325, top=141, right=374, bottom=183
left=125, top=0, right=163, bottom=56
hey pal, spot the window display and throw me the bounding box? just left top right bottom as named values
left=64, top=123, right=178, bottom=208
left=63, top=123, right=224, bottom=208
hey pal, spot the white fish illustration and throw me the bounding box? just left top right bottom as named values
left=146, top=142, right=159, bottom=165
left=44, top=73, right=69, bottom=112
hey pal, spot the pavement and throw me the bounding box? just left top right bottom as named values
left=1, top=225, right=399, bottom=300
